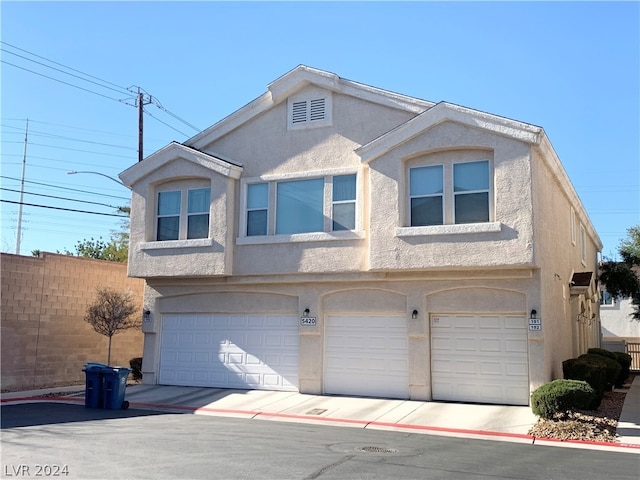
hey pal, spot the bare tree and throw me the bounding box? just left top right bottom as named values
left=85, top=287, right=140, bottom=365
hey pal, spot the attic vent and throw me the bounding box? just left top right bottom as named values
left=288, top=94, right=332, bottom=130
left=309, top=98, right=325, bottom=121
left=292, top=101, right=308, bottom=124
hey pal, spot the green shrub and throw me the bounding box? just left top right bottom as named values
left=530, top=379, right=597, bottom=419
left=579, top=353, right=621, bottom=391
left=587, top=347, right=618, bottom=362
left=129, top=357, right=142, bottom=381
left=613, top=352, right=632, bottom=386
left=588, top=347, right=630, bottom=387
left=562, top=357, right=607, bottom=404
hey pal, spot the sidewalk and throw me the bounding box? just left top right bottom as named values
left=3, top=376, right=639, bottom=453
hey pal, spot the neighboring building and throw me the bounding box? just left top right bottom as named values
left=119, top=66, right=602, bottom=406
left=600, top=291, right=640, bottom=344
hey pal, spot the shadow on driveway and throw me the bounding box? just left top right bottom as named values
left=1, top=402, right=165, bottom=428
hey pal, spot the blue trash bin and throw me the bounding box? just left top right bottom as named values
left=102, top=367, right=131, bottom=410
left=83, top=363, right=107, bottom=408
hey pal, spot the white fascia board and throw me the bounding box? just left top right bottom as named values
left=119, top=143, right=243, bottom=186
left=187, top=92, right=274, bottom=150
left=268, top=65, right=340, bottom=103
left=339, top=80, right=434, bottom=114
left=356, top=102, right=543, bottom=164
left=535, top=133, right=603, bottom=251
left=189, top=66, right=435, bottom=150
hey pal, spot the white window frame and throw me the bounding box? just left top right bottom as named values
left=580, top=223, right=587, bottom=265
left=570, top=207, right=577, bottom=246
left=238, top=169, right=362, bottom=244
left=406, top=159, right=493, bottom=229
left=155, top=184, right=211, bottom=242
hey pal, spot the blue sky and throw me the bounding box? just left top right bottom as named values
left=1, top=1, right=638, bottom=259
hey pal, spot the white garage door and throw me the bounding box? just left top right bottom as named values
left=431, top=314, right=529, bottom=405
left=159, top=314, right=299, bottom=391
left=325, top=314, right=409, bottom=399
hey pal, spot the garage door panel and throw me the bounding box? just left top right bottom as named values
left=159, top=314, right=299, bottom=391
left=325, top=314, right=409, bottom=399
left=431, top=314, right=529, bottom=405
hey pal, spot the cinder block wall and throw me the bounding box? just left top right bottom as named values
left=1, top=252, right=144, bottom=392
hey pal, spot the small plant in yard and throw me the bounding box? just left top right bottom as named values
left=129, top=357, right=143, bottom=381
left=530, top=379, right=596, bottom=419
left=85, top=287, right=141, bottom=365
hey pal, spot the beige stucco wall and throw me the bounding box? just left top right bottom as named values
left=1, top=253, right=144, bottom=392
left=529, top=147, right=602, bottom=381
left=367, top=122, right=535, bottom=271
left=139, top=271, right=537, bottom=400
left=601, top=297, right=640, bottom=340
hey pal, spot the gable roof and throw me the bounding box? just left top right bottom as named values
left=187, top=65, right=435, bottom=150
left=119, top=142, right=243, bottom=187
left=356, top=101, right=543, bottom=164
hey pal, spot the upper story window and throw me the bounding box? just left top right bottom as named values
left=600, top=289, right=614, bottom=305
left=287, top=89, right=332, bottom=130
left=580, top=223, right=587, bottom=265
left=156, top=187, right=211, bottom=241
left=570, top=207, right=577, bottom=245
left=409, top=160, right=491, bottom=226
left=244, top=173, right=357, bottom=237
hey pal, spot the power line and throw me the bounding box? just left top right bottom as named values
left=1, top=200, right=129, bottom=217
left=1, top=125, right=135, bottom=150
left=0, top=187, right=123, bottom=209
left=143, top=107, right=189, bottom=137
left=6, top=141, right=135, bottom=159
left=0, top=48, right=130, bottom=97
left=0, top=41, right=130, bottom=93
left=1, top=60, right=125, bottom=103
left=150, top=97, right=200, bottom=132
left=1, top=157, right=126, bottom=172
left=0, top=176, right=129, bottom=200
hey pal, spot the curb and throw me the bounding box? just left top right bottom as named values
left=3, top=396, right=639, bottom=453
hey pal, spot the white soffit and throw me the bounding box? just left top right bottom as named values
left=356, top=102, right=543, bottom=164
left=119, top=142, right=243, bottom=186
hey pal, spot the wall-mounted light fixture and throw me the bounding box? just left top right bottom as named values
left=143, top=310, right=151, bottom=322
left=303, top=308, right=310, bottom=318
left=411, top=309, right=418, bottom=320
left=530, top=309, right=537, bottom=319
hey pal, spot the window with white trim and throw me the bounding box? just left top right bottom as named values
left=244, top=174, right=357, bottom=237
left=409, top=160, right=491, bottom=226
left=156, top=187, right=210, bottom=241
left=600, top=289, right=614, bottom=305
left=580, top=223, right=587, bottom=264
left=570, top=207, right=577, bottom=245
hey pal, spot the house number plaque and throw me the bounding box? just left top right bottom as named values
left=529, top=317, right=541, bottom=331
left=300, top=317, right=317, bottom=326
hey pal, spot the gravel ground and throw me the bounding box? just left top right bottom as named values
left=528, top=375, right=634, bottom=443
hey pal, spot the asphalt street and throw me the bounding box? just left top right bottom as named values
left=1, top=403, right=638, bottom=480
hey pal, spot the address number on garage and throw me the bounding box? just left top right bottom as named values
left=300, top=317, right=317, bottom=326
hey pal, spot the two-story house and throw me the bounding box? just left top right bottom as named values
left=120, top=66, right=602, bottom=406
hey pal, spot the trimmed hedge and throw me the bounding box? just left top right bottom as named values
left=587, top=347, right=631, bottom=387
left=579, top=353, right=621, bottom=391
left=530, top=379, right=597, bottom=419
left=562, top=356, right=607, bottom=402
left=612, top=352, right=632, bottom=387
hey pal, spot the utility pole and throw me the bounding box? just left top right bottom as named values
left=16, top=118, right=28, bottom=255
left=133, top=88, right=152, bottom=162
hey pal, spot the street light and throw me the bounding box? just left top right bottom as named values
left=67, top=170, right=128, bottom=188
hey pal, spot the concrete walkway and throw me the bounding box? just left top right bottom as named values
left=3, top=376, right=639, bottom=453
